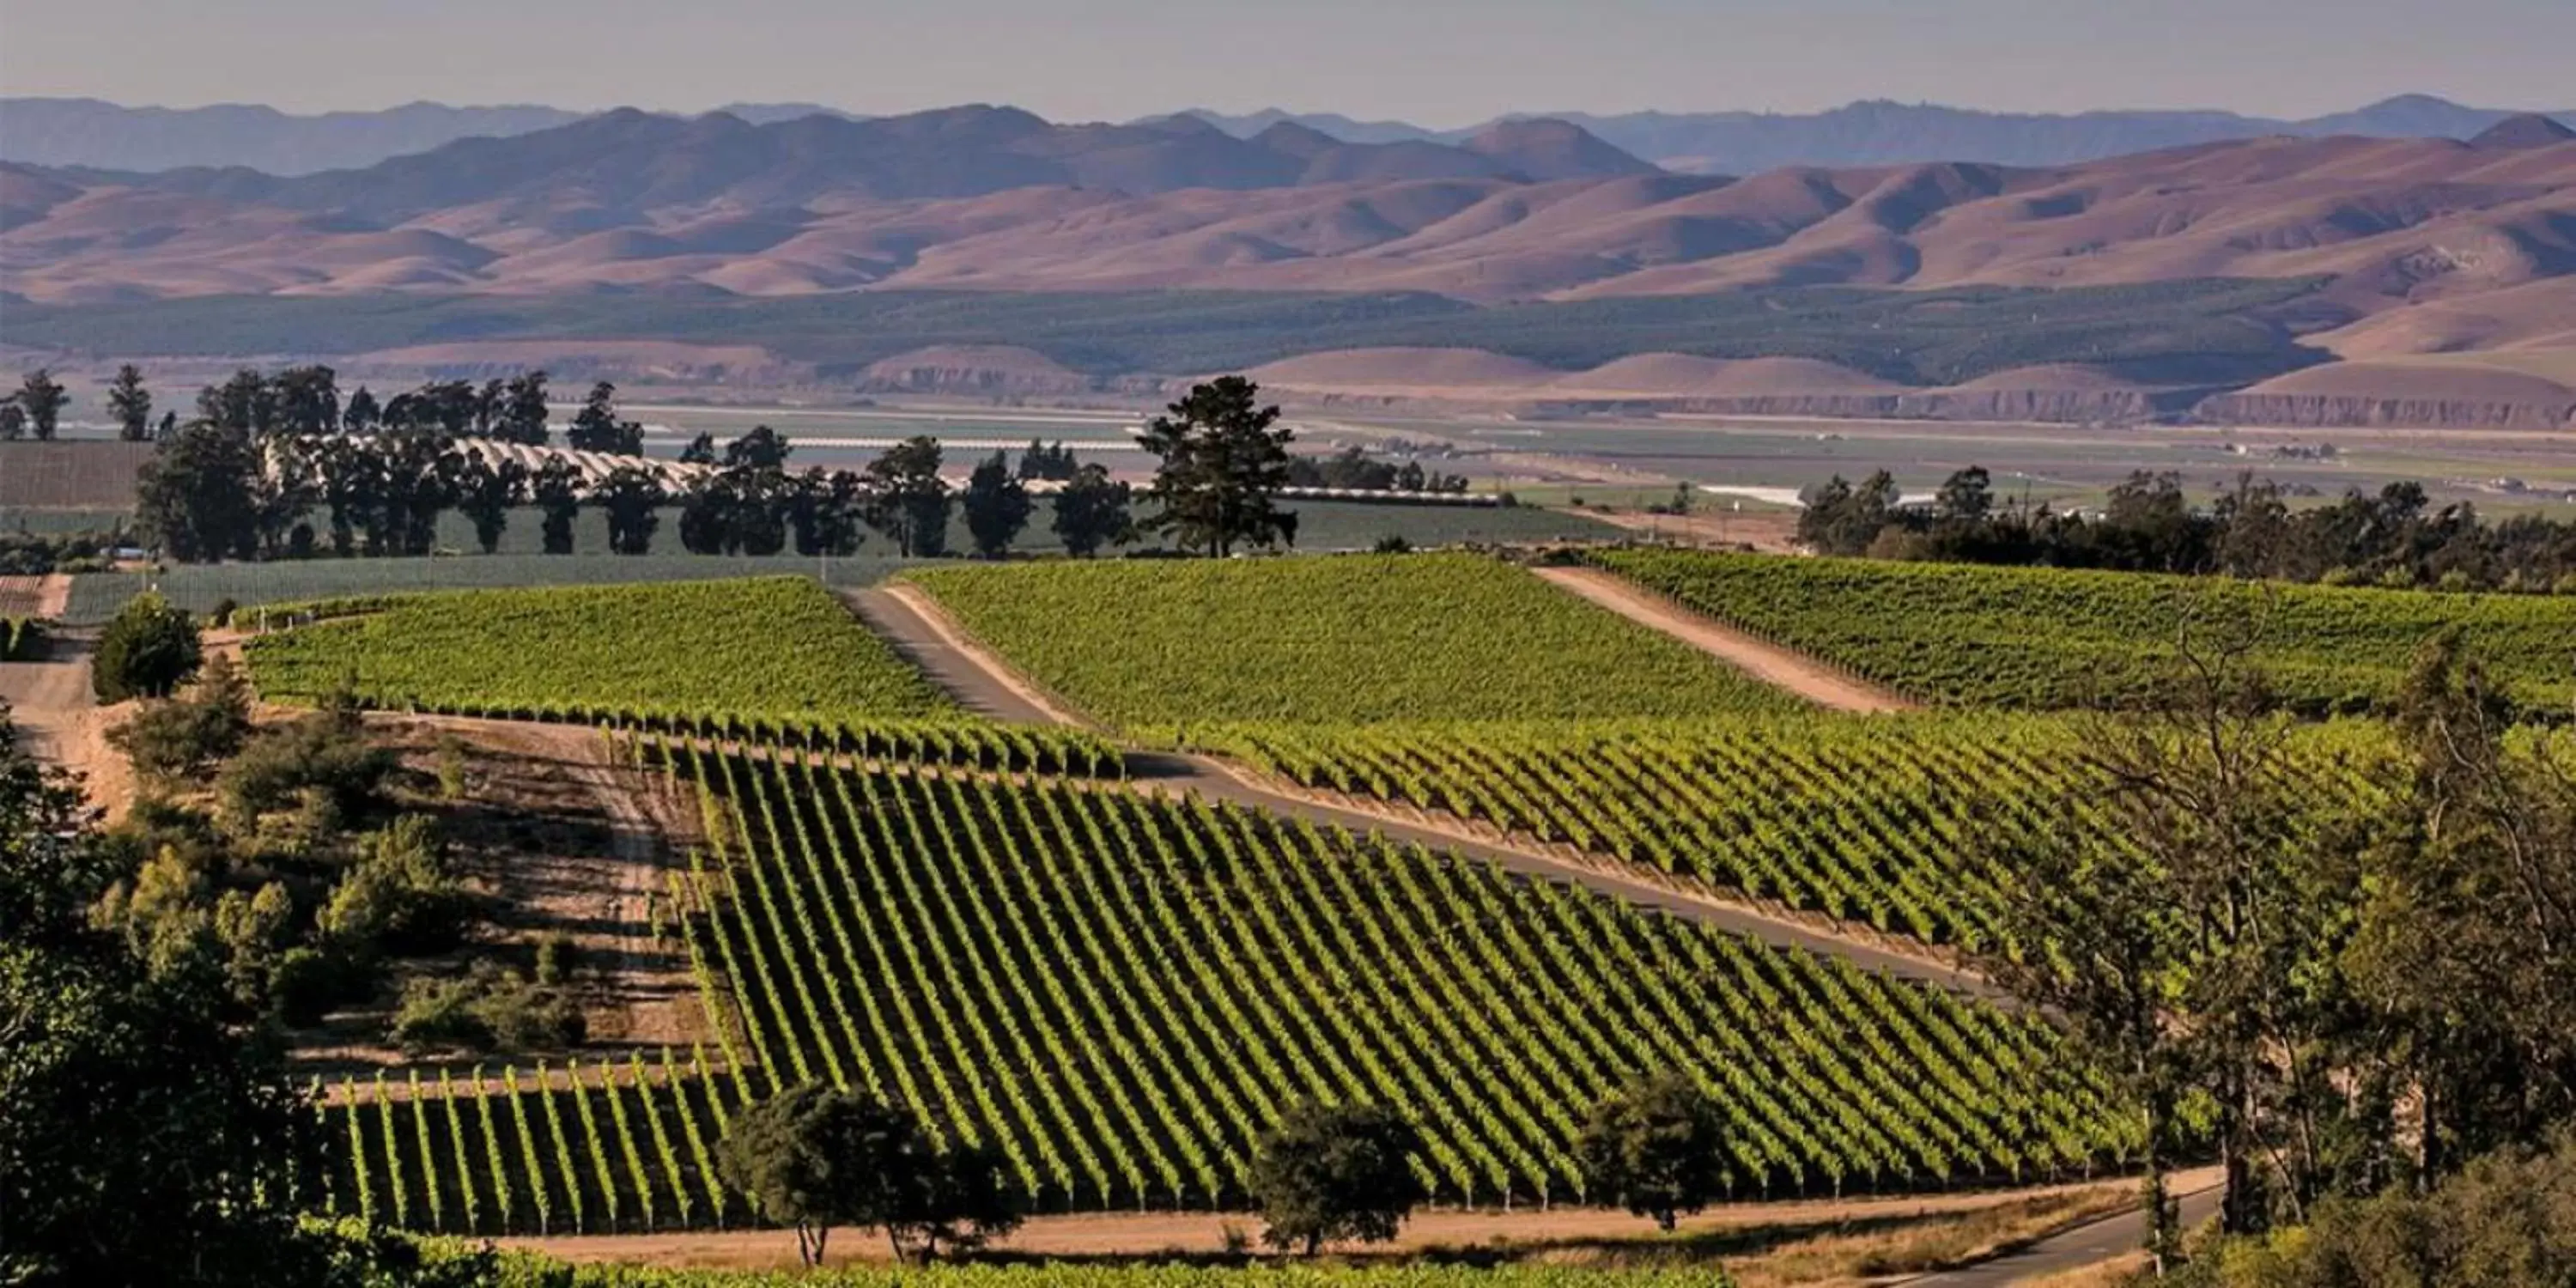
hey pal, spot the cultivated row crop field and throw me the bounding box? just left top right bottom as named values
left=1206, top=714, right=2403, bottom=950
left=1590, top=549, right=2576, bottom=715
left=907, top=554, right=1798, bottom=733
left=246, top=577, right=951, bottom=724
left=321, top=742, right=2130, bottom=1235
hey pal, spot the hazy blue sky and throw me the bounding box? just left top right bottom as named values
left=4, top=0, right=2567, bottom=123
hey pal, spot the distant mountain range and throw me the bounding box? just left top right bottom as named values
left=6, top=94, right=2573, bottom=177
left=10, top=107, right=1656, bottom=225
left=1184, top=95, right=2576, bottom=174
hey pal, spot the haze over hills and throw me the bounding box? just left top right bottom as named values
left=4, top=102, right=2573, bottom=428
left=9, top=93, right=2573, bottom=176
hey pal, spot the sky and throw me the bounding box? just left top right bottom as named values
left=3, top=0, right=2570, bottom=125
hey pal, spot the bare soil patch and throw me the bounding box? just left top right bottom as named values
left=292, top=715, right=704, bottom=1077
left=1533, top=566, right=1915, bottom=714
left=502, top=1174, right=2173, bottom=1271
left=0, top=629, right=137, bottom=820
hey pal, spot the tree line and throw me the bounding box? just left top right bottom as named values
left=1797, top=466, right=2576, bottom=593
left=1990, top=625, right=2576, bottom=1281
left=127, top=366, right=1308, bottom=565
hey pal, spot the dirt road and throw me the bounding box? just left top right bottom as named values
left=507, top=1173, right=2168, bottom=1268
left=1533, top=565, right=1915, bottom=714
left=0, top=629, right=136, bottom=819
left=854, top=580, right=1989, bottom=996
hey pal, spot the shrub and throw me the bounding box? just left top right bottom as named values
left=106, top=656, right=253, bottom=781
left=389, top=960, right=584, bottom=1056
left=92, top=592, right=202, bottom=702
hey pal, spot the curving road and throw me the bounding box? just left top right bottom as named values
left=1905, top=1176, right=2222, bottom=1285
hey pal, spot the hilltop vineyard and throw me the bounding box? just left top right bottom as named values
left=1589, top=549, right=2576, bottom=715
left=322, top=744, right=2135, bottom=1233
left=246, top=576, right=954, bottom=723
left=1206, top=715, right=2403, bottom=951
left=906, top=554, right=1800, bottom=732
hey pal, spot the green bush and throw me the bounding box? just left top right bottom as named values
left=390, top=961, right=583, bottom=1056
left=91, top=592, right=202, bottom=702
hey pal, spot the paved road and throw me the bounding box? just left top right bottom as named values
left=1907, top=1179, right=2223, bottom=1286
left=846, top=582, right=1996, bottom=997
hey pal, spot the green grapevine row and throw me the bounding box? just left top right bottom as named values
left=1589, top=548, right=2576, bottom=716
left=1204, top=714, right=2403, bottom=951
left=668, top=745, right=2130, bottom=1212
left=906, top=554, right=1800, bottom=732
left=246, top=576, right=955, bottom=722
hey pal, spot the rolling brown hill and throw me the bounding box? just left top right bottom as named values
left=4, top=112, right=2573, bottom=427
left=9, top=125, right=2567, bottom=315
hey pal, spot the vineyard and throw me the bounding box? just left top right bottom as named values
left=245, top=577, right=953, bottom=723
left=320, top=742, right=2131, bottom=1236
left=1203, top=715, right=2402, bottom=951
left=905, top=554, right=1798, bottom=733
left=1588, top=549, right=2576, bottom=715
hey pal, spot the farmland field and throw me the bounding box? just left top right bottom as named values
left=321, top=743, right=2129, bottom=1234
left=906, top=553, right=1799, bottom=732
left=64, top=555, right=920, bottom=625
left=1205, top=715, right=2400, bottom=950
left=1589, top=549, right=2576, bottom=714
left=245, top=578, right=951, bottom=723
left=54, top=500, right=1614, bottom=625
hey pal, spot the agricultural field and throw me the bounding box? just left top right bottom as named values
left=1206, top=715, right=2401, bottom=950
left=52, top=500, right=1612, bottom=626
left=321, top=743, right=2129, bottom=1235
left=1589, top=549, right=2576, bottom=715
left=246, top=577, right=951, bottom=724
left=906, top=554, right=1798, bottom=732
left=0, top=440, right=153, bottom=510
left=64, top=555, right=919, bottom=625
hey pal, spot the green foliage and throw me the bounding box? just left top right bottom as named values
left=391, top=960, right=586, bottom=1056
left=2167, top=1128, right=2576, bottom=1288
left=716, top=1084, right=929, bottom=1266
left=1207, top=715, right=2400, bottom=951
left=1578, top=1072, right=1731, bottom=1231
left=862, top=436, right=952, bottom=558
left=1251, top=1102, right=1427, bottom=1255
left=91, top=590, right=203, bottom=702
left=908, top=553, right=1796, bottom=732
left=1138, top=377, right=1299, bottom=558
left=325, top=745, right=2126, bottom=1236
left=106, top=653, right=254, bottom=780
left=215, top=698, right=398, bottom=842
left=320, top=815, right=466, bottom=958
left=1050, top=464, right=1135, bottom=558
left=245, top=577, right=955, bottom=725
left=1590, top=549, right=2576, bottom=715
left=960, top=451, right=1033, bottom=560
left=0, top=708, right=334, bottom=1288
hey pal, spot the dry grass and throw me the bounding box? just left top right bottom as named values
left=1709, top=1188, right=2139, bottom=1285
left=2018, top=1249, right=2152, bottom=1288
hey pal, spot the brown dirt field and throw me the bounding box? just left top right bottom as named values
left=401, top=716, right=703, bottom=1051
left=502, top=1173, right=2190, bottom=1270
left=1532, top=566, right=1916, bottom=714
left=288, top=714, right=707, bottom=1078
left=1588, top=506, right=1804, bottom=552
left=0, top=574, right=74, bottom=618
